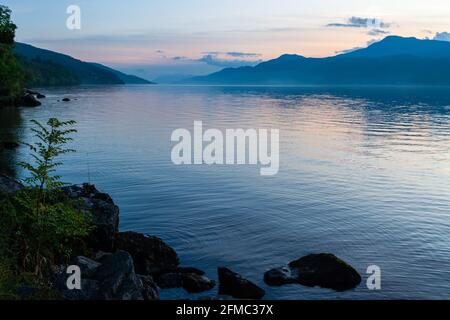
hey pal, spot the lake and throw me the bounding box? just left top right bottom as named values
left=1, top=85, right=450, bottom=299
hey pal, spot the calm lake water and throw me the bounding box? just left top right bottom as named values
left=1, top=85, right=450, bottom=299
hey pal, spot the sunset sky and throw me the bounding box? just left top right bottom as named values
left=4, top=0, right=450, bottom=80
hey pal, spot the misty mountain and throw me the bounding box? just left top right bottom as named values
left=14, top=43, right=154, bottom=86
left=184, top=36, right=450, bottom=85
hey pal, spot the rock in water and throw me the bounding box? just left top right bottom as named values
left=289, top=253, right=361, bottom=291
left=218, top=267, right=265, bottom=299
left=155, top=271, right=215, bottom=293
left=155, top=272, right=183, bottom=288
left=263, top=266, right=297, bottom=286
left=177, top=266, right=205, bottom=276
left=25, top=89, right=45, bottom=99
left=115, top=231, right=179, bottom=275
left=181, top=273, right=215, bottom=293
left=264, top=253, right=361, bottom=291
left=20, top=94, right=41, bottom=107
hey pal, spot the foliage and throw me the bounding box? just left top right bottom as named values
left=0, top=5, right=16, bottom=45
left=18, top=55, right=81, bottom=87
left=0, top=5, right=23, bottom=105
left=19, top=119, right=77, bottom=190
left=0, top=119, right=93, bottom=298
left=0, top=43, right=23, bottom=100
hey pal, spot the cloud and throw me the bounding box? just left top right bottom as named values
left=327, top=16, right=391, bottom=29
left=197, top=54, right=262, bottom=68
left=171, top=56, right=188, bottom=60
left=226, top=52, right=261, bottom=58
left=433, top=32, right=450, bottom=42
left=195, top=51, right=262, bottom=68
left=367, top=29, right=389, bottom=36
left=203, top=51, right=261, bottom=58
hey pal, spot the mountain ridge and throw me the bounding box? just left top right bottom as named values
left=14, top=42, right=154, bottom=86
left=184, top=36, right=450, bottom=85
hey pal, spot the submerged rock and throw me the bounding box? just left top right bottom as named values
left=115, top=231, right=179, bottom=275
left=264, top=253, right=361, bottom=291
left=218, top=267, right=265, bottom=299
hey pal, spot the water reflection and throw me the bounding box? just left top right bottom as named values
left=7, top=85, right=450, bottom=299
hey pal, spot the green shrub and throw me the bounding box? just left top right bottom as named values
left=0, top=118, right=93, bottom=298
left=0, top=5, right=23, bottom=104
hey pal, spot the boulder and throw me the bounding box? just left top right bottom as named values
left=155, top=272, right=183, bottom=288
left=263, top=266, right=297, bottom=286
left=0, top=174, right=24, bottom=193
left=155, top=272, right=215, bottom=293
left=72, top=256, right=101, bottom=278
left=25, top=89, right=45, bottom=99
left=138, top=275, right=159, bottom=300
left=177, top=266, right=205, bottom=276
left=264, top=253, right=361, bottom=291
left=61, top=184, right=119, bottom=251
left=20, top=94, right=41, bottom=107
left=218, top=267, right=265, bottom=299
left=182, top=273, right=215, bottom=293
left=94, top=250, right=144, bottom=300
left=115, top=231, right=179, bottom=275
left=289, top=253, right=361, bottom=291
left=52, top=252, right=159, bottom=300
left=25, top=89, right=39, bottom=95
left=51, top=264, right=101, bottom=300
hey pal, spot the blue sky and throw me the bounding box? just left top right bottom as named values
left=4, top=0, right=450, bottom=80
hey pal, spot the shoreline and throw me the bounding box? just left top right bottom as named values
left=1, top=175, right=361, bottom=300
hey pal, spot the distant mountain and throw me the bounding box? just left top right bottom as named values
left=184, top=36, right=450, bottom=85
left=342, top=36, right=450, bottom=58
left=89, top=63, right=154, bottom=84
left=152, top=74, right=197, bottom=84
left=14, top=43, right=154, bottom=86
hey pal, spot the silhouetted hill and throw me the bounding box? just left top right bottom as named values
left=14, top=43, right=153, bottom=86
left=184, top=36, right=450, bottom=85
left=343, top=36, right=450, bottom=58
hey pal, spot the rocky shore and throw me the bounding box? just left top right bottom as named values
left=1, top=176, right=362, bottom=300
